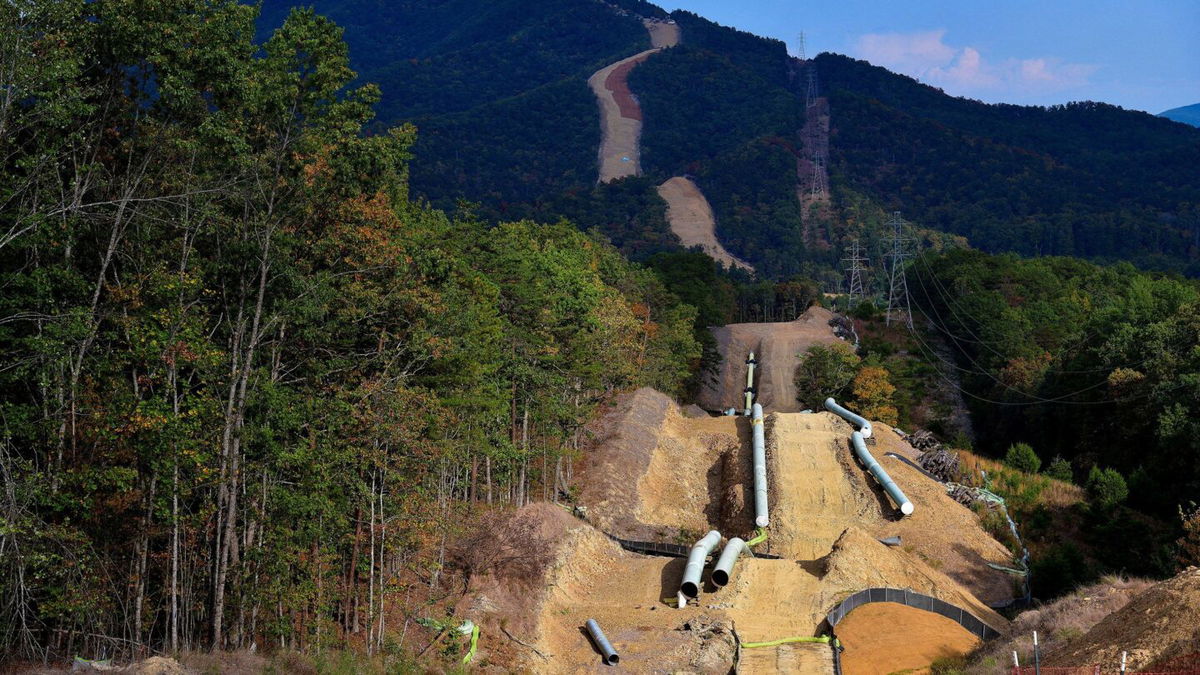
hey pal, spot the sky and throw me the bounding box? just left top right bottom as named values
left=655, top=0, right=1199, bottom=114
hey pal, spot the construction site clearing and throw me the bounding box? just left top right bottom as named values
left=454, top=310, right=1029, bottom=673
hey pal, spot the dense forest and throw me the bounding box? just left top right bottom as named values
left=256, top=0, right=1200, bottom=277
left=0, top=1, right=701, bottom=660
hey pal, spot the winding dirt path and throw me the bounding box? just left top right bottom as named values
left=658, top=177, right=754, bottom=272
left=589, top=20, right=679, bottom=183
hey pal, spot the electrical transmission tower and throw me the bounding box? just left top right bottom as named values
left=810, top=152, right=827, bottom=199
left=841, top=238, right=869, bottom=306
left=798, top=32, right=819, bottom=108
left=883, top=211, right=914, bottom=329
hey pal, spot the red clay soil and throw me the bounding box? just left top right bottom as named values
left=837, top=602, right=980, bottom=675
left=604, top=57, right=649, bottom=121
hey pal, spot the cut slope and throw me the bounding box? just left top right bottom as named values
left=589, top=20, right=679, bottom=183
left=658, top=176, right=754, bottom=272
left=1044, top=567, right=1200, bottom=670
left=698, top=306, right=845, bottom=412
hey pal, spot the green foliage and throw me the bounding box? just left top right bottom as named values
left=1045, top=456, right=1074, bottom=482
left=1087, top=466, right=1129, bottom=510
left=1031, top=543, right=1089, bottom=599
left=0, top=2, right=701, bottom=661
left=1005, top=443, right=1042, bottom=474
left=793, top=343, right=860, bottom=409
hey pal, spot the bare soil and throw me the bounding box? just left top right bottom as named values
left=1044, top=567, right=1200, bottom=671
left=658, top=177, right=754, bottom=273
left=698, top=306, right=846, bottom=413
left=838, top=603, right=980, bottom=675
left=588, top=49, right=657, bottom=182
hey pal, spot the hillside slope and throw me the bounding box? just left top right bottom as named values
left=1161, top=103, right=1200, bottom=127
left=257, top=0, right=1200, bottom=276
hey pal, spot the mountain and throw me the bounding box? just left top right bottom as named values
left=257, top=1, right=1200, bottom=277
left=1160, top=103, right=1200, bottom=127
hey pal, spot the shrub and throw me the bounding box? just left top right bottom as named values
left=1005, top=443, right=1041, bottom=474
left=1086, top=466, right=1128, bottom=510
left=1045, top=455, right=1073, bottom=482
left=1176, top=502, right=1200, bottom=568
left=1031, top=543, right=1088, bottom=599
left=793, top=343, right=860, bottom=408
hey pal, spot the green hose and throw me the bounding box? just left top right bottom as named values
left=462, top=623, right=481, bottom=664
left=745, top=527, right=768, bottom=547
left=741, top=635, right=830, bottom=649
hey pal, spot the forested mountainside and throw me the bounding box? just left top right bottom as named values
left=1, top=0, right=700, bottom=658
left=258, top=0, right=1200, bottom=277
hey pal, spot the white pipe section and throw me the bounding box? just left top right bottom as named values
left=752, top=403, right=769, bottom=527
left=852, top=431, right=913, bottom=515
left=744, top=351, right=757, bottom=413
left=824, top=397, right=873, bottom=438
left=711, top=537, right=745, bottom=587
left=585, top=619, right=619, bottom=665
left=679, top=530, right=721, bottom=604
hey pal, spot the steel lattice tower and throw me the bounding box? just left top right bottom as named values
left=841, top=238, right=869, bottom=306
left=883, top=211, right=914, bottom=329
left=810, top=151, right=827, bottom=199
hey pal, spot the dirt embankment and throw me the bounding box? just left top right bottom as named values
left=589, top=20, right=679, bottom=183
left=658, top=176, right=754, bottom=273
left=698, top=306, right=846, bottom=413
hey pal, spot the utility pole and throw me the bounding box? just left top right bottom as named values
left=841, top=238, right=868, bottom=307
left=883, top=211, right=914, bottom=329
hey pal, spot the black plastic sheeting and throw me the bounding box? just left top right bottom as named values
left=606, top=534, right=781, bottom=560
left=824, top=587, right=1001, bottom=641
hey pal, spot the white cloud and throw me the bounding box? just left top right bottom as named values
left=852, top=30, right=1097, bottom=101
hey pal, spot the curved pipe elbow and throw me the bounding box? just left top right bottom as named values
left=680, top=530, right=722, bottom=599
left=825, top=397, right=873, bottom=438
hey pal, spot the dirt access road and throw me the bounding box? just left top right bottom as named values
left=658, top=176, right=754, bottom=272
left=589, top=20, right=679, bottom=182
left=698, top=306, right=846, bottom=413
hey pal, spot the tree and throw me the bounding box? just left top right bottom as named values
left=851, top=364, right=898, bottom=426
left=1005, top=443, right=1042, bottom=474
left=794, top=343, right=860, bottom=409
left=1087, top=466, right=1129, bottom=510
left=1045, top=455, right=1073, bottom=482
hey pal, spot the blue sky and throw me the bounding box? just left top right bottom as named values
left=656, top=0, right=1199, bottom=114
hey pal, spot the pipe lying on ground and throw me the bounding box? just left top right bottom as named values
left=852, top=431, right=913, bottom=515
left=752, top=403, right=769, bottom=527
left=744, top=351, right=757, bottom=413
left=824, top=397, right=873, bottom=438
left=711, top=537, right=745, bottom=587
left=585, top=619, right=619, bottom=665
left=679, top=530, right=722, bottom=605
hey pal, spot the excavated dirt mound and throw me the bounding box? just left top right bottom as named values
left=465, top=403, right=1013, bottom=672
left=658, top=177, right=754, bottom=273
left=577, top=388, right=750, bottom=540
left=838, top=603, right=980, bottom=675
left=869, top=424, right=1020, bottom=607
left=1045, top=567, right=1200, bottom=670
left=698, top=307, right=845, bottom=413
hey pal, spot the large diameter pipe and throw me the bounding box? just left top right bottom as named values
left=752, top=403, right=769, bottom=527
left=852, top=431, right=914, bottom=515
left=711, top=537, right=745, bottom=587
left=824, top=397, right=873, bottom=438
left=585, top=619, right=619, bottom=665
left=680, top=530, right=722, bottom=602
left=744, top=351, right=757, bottom=413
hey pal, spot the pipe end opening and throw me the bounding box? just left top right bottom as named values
left=712, top=570, right=729, bottom=587
left=605, top=655, right=620, bottom=666
left=755, top=515, right=769, bottom=528
left=680, top=582, right=698, bottom=599
left=900, top=501, right=914, bottom=516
